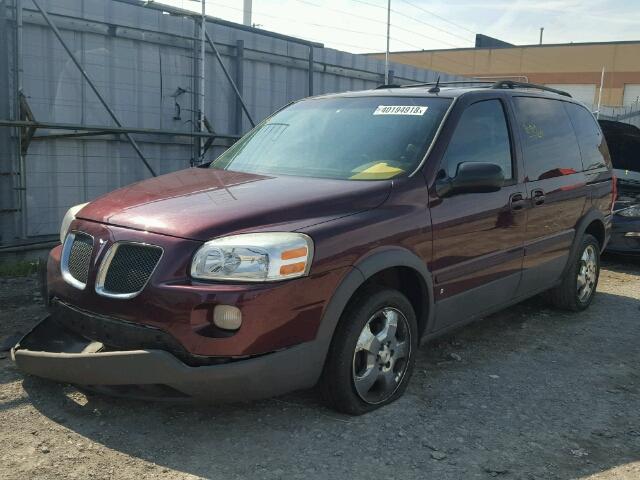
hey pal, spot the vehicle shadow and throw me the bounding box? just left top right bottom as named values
left=17, top=289, right=640, bottom=480
left=0, top=360, right=23, bottom=387
left=602, top=252, right=640, bottom=274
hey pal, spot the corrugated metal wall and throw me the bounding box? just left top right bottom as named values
left=0, top=0, right=466, bottom=243
left=0, top=0, right=20, bottom=244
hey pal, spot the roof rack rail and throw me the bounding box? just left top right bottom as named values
left=374, top=80, right=572, bottom=98
left=375, top=84, right=402, bottom=89
left=491, top=80, right=572, bottom=98
left=398, top=80, right=495, bottom=89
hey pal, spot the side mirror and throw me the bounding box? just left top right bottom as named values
left=435, top=162, right=505, bottom=197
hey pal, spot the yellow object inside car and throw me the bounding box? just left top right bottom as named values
left=350, top=162, right=405, bottom=180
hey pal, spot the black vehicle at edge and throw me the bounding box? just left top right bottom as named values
left=599, top=119, right=640, bottom=254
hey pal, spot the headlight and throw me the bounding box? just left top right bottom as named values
left=59, top=203, right=89, bottom=244
left=191, top=232, right=314, bottom=282
left=618, top=205, right=640, bottom=218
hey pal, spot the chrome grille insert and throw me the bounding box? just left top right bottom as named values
left=96, top=242, right=163, bottom=299
left=61, top=232, right=94, bottom=290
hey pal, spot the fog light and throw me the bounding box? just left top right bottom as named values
left=213, top=305, right=242, bottom=330
left=624, top=232, right=640, bottom=237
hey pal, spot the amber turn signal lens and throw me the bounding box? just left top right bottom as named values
left=281, top=246, right=308, bottom=260
left=279, top=262, right=306, bottom=275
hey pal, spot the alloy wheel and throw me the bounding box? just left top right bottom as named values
left=351, top=307, right=411, bottom=404
left=577, top=244, right=598, bottom=303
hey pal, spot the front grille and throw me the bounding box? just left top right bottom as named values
left=64, top=233, right=93, bottom=287
left=98, top=243, right=162, bottom=297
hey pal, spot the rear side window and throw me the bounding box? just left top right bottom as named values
left=565, top=103, right=610, bottom=171
left=513, top=97, right=583, bottom=180
left=442, top=99, right=513, bottom=179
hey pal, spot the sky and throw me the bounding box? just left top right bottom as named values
left=162, top=0, right=640, bottom=54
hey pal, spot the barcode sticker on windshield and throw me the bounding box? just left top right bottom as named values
left=374, top=105, right=428, bottom=116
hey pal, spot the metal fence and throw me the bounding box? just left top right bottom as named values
left=0, top=0, right=466, bottom=246
left=598, top=104, right=640, bottom=129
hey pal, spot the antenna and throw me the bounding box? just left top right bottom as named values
left=428, top=76, right=441, bottom=93
left=385, top=0, right=391, bottom=84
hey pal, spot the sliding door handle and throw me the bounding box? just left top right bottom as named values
left=531, top=189, right=546, bottom=206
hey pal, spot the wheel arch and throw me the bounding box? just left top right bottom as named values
left=315, top=247, right=434, bottom=356
left=574, top=209, right=607, bottom=251
left=562, top=209, right=607, bottom=279
left=584, top=218, right=606, bottom=251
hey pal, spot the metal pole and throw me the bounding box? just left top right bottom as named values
left=199, top=0, right=206, bottom=163
left=0, top=119, right=240, bottom=140
left=15, top=0, right=22, bottom=93
left=16, top=0, right=27, bottom=238
left=385, top=0, right=390, bottom=84
left=0, top=0, right=20, bottom=240
left=191, top=19, right=199, bottom=166
left=204, top=30, right=256, bottom=127
left=308, top=46, right=314, bottom=96
left=539, top=27, right=544, bottom=45
left=243, top=0, right=252, bottom=27
left=31, top=0, right=156, bottom=177
left=235, top=39, right=245, bottom=134
left=596, top=66, right=605, bottom=119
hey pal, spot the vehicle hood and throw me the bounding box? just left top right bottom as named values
left=77, top=167, right=391, bottom=241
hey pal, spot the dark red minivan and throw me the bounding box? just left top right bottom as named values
left=13, top=81, right=614, bottom=414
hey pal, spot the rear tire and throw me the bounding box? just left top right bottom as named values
left=546, top=234, right=600, bottom=311
left=320, top=287, right=418, bottom=415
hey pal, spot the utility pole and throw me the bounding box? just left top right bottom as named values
left=385, top=0, right=390, bottom=84
left=539, top=27, right=544, bottom=45
left=596, top=66, right=605, bottom=118
left=243, top=0, right=252, bottom=27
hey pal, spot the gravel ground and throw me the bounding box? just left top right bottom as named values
left=0, top=255, right=639, bottom=480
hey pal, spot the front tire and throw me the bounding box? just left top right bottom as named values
left=320, top=287, right=418, bottom=415
left=547, top=233, right=600, bottom=311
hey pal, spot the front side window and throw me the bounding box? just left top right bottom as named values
left=441, top=99, right=513, bottom=179
left=514, top=97, right=583, bottom=181
left=210, top=96, right=452, bottom=180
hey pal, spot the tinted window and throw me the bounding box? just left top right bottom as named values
left=211, top=96, right=451, bottom=180
left=514, top=97, right=583, bottom=180
left=565, top=103, right=610, bottom=171
left=442, top=100, right=512, bottom=179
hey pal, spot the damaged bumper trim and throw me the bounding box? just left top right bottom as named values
left=11, top=316, right=323, bottom=401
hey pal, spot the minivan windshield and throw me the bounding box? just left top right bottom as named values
left=210, top=96, right=452, bottom=180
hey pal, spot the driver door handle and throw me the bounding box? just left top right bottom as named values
left=509, top=193, right=526, bottom=212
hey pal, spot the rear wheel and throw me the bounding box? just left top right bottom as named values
left=547, top=234, right=600, bottom=311
left=320, top=287, right=418, bottom=415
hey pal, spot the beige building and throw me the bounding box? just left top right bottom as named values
left=370, top=40, right=640, bottom=109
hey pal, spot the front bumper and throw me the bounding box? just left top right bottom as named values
left=47, top=219, right=348, bottom=358
left=606, top=216, right=640, bottom=254
left=12, top=315, right=324, bottom=401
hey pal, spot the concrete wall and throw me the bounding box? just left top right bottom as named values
left=369, top=41, right=640, bottom=109
left=0, top=0, right=465, bottom=243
